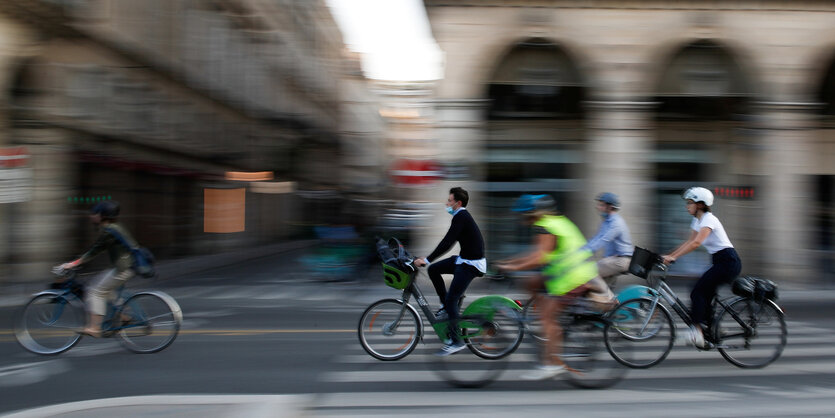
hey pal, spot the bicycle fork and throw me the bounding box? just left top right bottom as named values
left=384, top=291, right=414, bottom=336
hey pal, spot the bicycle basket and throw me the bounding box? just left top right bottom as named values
left=732, top=276, right=778, bottom=300
left=376, top=237, right=416, bottom=290
left=628, top=247, right=660, bottom=279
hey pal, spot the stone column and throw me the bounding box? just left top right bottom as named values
left=416, top=99, right=489, bottom=257
left=584, top=100, right=656, bottom=248
left=756, top=102, right=819, bottom=284
left=12, top=127, right=76, bottom=282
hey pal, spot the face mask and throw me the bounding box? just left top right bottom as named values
left=446, top=206, right=455, bottom=215
left=600, top=212, right=610, bottom=219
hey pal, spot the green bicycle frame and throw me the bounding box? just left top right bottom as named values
left=401, top=281, right=521, bottom=342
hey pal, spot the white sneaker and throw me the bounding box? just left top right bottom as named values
left=434, top=341, right=466, bottom=356
left=690, top=326, right=706, bottom=349
left=520, top=364, right=566, bottom=380
left=678, top=326, right=706, bottom=348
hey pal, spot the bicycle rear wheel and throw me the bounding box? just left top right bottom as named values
left=604, top=297, right=675, bottom=369
left=15, top=292, right=84, bottom=355
left=358, top=299, right=421, bottom=361
left=562, top=316, right=629, bottom=389
left=715, top=297, right=786, bottom=368
left=117, top=291, right=182, bottom=354
left=462, top=309, right=524, bottom=360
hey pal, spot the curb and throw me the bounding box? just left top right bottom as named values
left=0, top=395, right=314, bottom=418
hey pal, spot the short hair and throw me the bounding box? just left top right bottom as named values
left=449, top=187, right=469, bottom=207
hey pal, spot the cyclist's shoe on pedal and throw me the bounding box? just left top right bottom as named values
left=435, top=341, right=466, bottom=356
left=520, top=364, right=566, bottom=380
left=434, top=308, right=448, bottom=321
left=80, top=328, right=102, bottom=338
left=678, top=326, right=707, bottom=349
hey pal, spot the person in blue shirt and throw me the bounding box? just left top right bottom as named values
left=581, top=192, right=634, bottom=289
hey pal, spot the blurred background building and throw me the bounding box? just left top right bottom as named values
left=0, top=0, right=384, bottom=280
left=0, top=0, right=832, bottom=285
left=420, top=0, right=835, bottom=284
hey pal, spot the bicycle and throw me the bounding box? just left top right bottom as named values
left=15, top=268, right=183, bottom=355
left=603, top=247, right=787, bottom=369
left=358, top=238, right=525, bottom=362
left=521, top=279, right=651, bottom=343
left=491, top=272, right=630, bottom=389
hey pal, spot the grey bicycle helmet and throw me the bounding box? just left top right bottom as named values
left=596, top=192, right=620, bottom=209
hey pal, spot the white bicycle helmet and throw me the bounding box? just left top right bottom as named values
left=682, top=187, right=714, bottom=206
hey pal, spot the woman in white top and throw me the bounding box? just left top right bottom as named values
left=662, top=187, right=742, bottom=348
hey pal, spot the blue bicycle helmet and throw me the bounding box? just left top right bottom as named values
left=596, top=192, right=620, bottom=209
left=512, top=194, right=556, bottom=213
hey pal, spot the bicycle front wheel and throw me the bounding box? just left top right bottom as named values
left=15, top=292, right=84, bottom=355
left=117, top=291, right=182, bottom=354
left=463, top=309, right=524, bottom=360
left=358, top=299, right=421, bottom=361
left=604, top=297, right=676, bottom=369
left=715, top=297, right=787, bottom=368
left=563, top=316, right=629, bottom=389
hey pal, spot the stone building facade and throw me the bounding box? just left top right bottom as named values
left=422, top=0, right=835, bottom=283
left=0, top=0, right=373, bottom=281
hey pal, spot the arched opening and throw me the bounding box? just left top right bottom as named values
left=651, top=39, right=757, bottom=275
left=483, top=38, right=587, bottom=258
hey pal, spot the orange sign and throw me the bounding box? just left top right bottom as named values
left=204, top=188, right=246, bottom=233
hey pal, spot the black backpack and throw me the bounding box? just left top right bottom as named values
left=731, top=276, right=778, bottom=301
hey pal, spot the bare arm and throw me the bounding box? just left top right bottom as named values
left=496, top=234, right=556, bottom=271
left=663, top=228, right=710, bottom=264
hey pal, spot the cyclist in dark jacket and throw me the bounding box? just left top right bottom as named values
left=415, top=187, right=486, bottom=356
left=58, top=201, right=138, bottom=337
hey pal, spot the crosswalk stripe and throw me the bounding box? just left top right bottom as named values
left=335, top=344, right=834, bottom=363
left=321, top=358, right=835, bottom=383
left=327, top=319, right=833, bottom=385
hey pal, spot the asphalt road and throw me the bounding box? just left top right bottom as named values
left=1, top=250, right=834, bottom=417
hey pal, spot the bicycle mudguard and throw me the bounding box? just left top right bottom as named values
left=126, top=291, right=184, bottom=322
left=616, top=285, right=656, bottom=302
left=461, top=295, right=521, bottom=318
left=29, top=289, right=84, bottom=305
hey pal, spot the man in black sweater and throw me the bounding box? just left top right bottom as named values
left=415, top=187, right=486, bottom=355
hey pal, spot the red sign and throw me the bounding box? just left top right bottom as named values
left=390, top=159, right=442, bottom=186
left=0, top=147, right=29, bottom=168
left=714, top=187, right=755, bottom=199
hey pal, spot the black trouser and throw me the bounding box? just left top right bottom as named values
left=690, top=248, right=742, bottom=326
left=427, top=256, right=482, bottom=341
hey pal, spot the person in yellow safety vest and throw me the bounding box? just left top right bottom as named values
left=496, top=194, right=610, bottom=380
